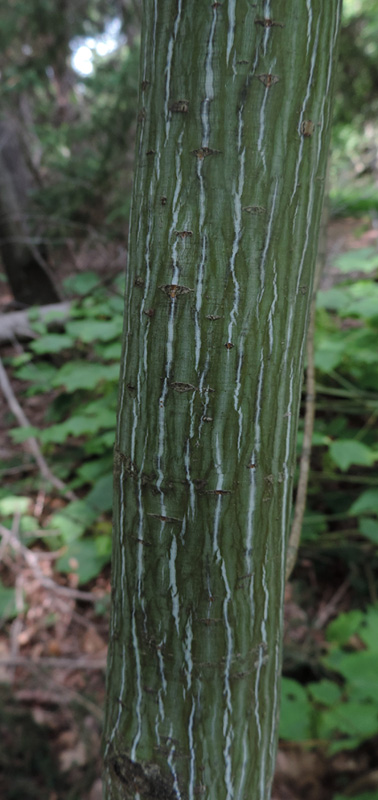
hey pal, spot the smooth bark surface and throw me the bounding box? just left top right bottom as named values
left=104, top=3, right=342, bottom=799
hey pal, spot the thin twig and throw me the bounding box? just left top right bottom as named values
left=0, top=356, right=77, bottom=501
left=0, top=524, right=103, bottom=604
left=314, top=578, right=350, bottom=629
left=285, top=297, right=317, bottom=581
left=286, top=182, right=329, bottom=581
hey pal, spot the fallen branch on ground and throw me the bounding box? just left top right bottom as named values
left=0, top=301, right=71, bottom=343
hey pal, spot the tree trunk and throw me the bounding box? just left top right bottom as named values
left=0, top=118, right=60, bottom=306
left=103, top=3, right=342, bottom=799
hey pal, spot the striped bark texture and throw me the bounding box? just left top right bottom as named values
left=103, top=3, right=342, bottom=799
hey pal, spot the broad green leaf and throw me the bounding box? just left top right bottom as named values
left=76, top=456, right=113, bottom=484
left=349, top=490, right=378, bottom=516
left=53, top=361, right=106, bottom=391
left=86, top=474, right=113, bottom=512
left=67, top=413, right=115, bottom=435
left=49, top=512, right=85, bottom=543
left=358, top=606, right=378, bottom=651
left=344, top=297, right=378, bottom=319
left=108, top=295, right=124, bottom=313
left=39, top=423, right=70, bottom=445
left=329, top=439, right=377, bottom=471
left=10, top=426, right=39, bottom=443
left=307, top=680, right=342, bottom=707
left=316, top=287, right=352, bottom=311
left=0, top=582, right=18, bottom=620
left=50, top=501, right=98, bottom=543
left=326, top=610, right=364, bottom=645
left=19, top=516, right=39, bottom=535
left=323, top=699, right=378, bottom=739
left=81, top=396, right=118, bottom=417
left=85, top=430, right=115, bottom=453
left=359, top=518, right=378, bottom=544
left=75, top=302, right=112, bottom=318
left=82, top=408, right=116, bottom=427
left=66, top=317, right=123, bottom=343
left=301, top=511, right=327, bottom=542
left=94, top=534, right=112, bottom=557
left=279, top=678, right=311, bottom=741
left=342, top=281, right=378, bottom=319
left=56, top=539, right=111, bottom=584
left=325, top=650, right=378, bottom=699
left=40, top=414, right=115, bottom=444
left=14, top=362, right=57, bottom=392
left=96, top=341, right=122, bottom=360
left=0, top=496, right=30, bottom=515
left=333, top=247, right=378, bottom=274
left=30, top=334, right=74, bottom=354
left=314, top=338, right=348, bottom=372
left=63, top=271, right=99, bottom=295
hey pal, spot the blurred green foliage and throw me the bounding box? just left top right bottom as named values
left=281, top=605, right=378, bottom=755
left=0, top=0, right=140, bottom=247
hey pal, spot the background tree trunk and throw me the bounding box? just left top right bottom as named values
left=103, top=3, right=342, bottom=799
left=0, top=117, right=60, bottom=306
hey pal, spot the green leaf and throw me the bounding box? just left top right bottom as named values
left=349, top=490, right=378, bottom=516
left=0, top=582, right=18, bottom=620
left=30, top=334, right=74, bottom=354
left=358, top=605, right=378, bottom=651
left=316, top=287, right=352, bottom=312
left=76, top=456, right=113, bottom=484
left=329, top=439, right=378, bottom=471
left=326, top=610, right=364, bottom=645
left=96, top=341, right=122, bottom=360
left=314, top=337, right=349, bottom=372
left=76, top=301, right=111, bottom=319
left=279, top=678, right=312, bottom=741
left=345, top=297, right=378, bottom=319
left=19, top=516, right=39, bottom=535
left=85, top=430, right=115, bottom=453
left=94, top=534, right=112, bottom=557
left=321, top=698, right=378, bottom=740
left=359, top=518, right=378, bottom=544
left=333, top=247, right=378, bottom=274
left=63, top=271, right=100, bottom=295
left=325, top=650, right=378, bottom=700
left=81, top=397, right=118, bottom=417
left=39, top=423, right=70, bottom=445
left=86, top=474, right=113, bottom=512
left=301, top=511, right=327, bottom=542
left=53, top=361, right=106, bottom=391
left=307, top=680, right=342, bottom=707
left=66, top=317, right=123, bottom=343
left=10, top=426, right=39, bottom=443
left=108, top=295, right=124, bottom=313
left=14, top=362, right=57, bottom=392
left=50, top=501, right=98, bottom=543
left=56, top=539, right=111, bottom=584
left=0, top=496, right=30, bottom=515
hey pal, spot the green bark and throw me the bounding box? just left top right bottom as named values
left=103, top=3, right=342, bottom=799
